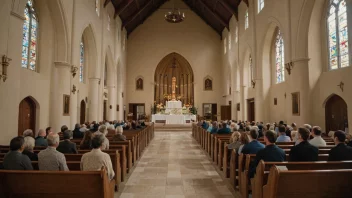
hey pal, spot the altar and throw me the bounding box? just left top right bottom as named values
left=152, top=114, right=196, bottom=124
left=152, top=76, right=196, bottom=124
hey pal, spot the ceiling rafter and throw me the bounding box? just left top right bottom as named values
left=122, top=0, right=154, bottom=29
left=104, top=0, right=111, bottom=8
left=218, top=0, right=238, bottom=20
left=114, top=0, right=135, bottom=19
left=198, top=0, right=229, bottom=30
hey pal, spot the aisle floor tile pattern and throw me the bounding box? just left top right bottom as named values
left=118, top=131, right=239, bottom=198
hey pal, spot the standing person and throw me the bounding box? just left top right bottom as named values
left=38, top=133, right=69, bottom=171
left=249, top=130, right=286, bottom=178
left=289, top=128, right=318, bottom=161
left=3, top=136, right=33, bottom=170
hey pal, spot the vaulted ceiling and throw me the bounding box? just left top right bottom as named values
left=104, top=0, right=248, bottom=36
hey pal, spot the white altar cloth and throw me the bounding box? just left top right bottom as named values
left=152, top=114, right=196, bottom=124
left=166, top=101, right=182, bottom=109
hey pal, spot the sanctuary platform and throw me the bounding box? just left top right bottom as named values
left=152, top=100, right=196, bottom=125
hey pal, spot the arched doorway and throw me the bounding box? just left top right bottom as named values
left=325, top=94, right=348, bottom=132
left=154, top=52, right=194, bottom=105
left=80, top=100, right=86, bottom=124
left=18, top=97, right=37, bottom=136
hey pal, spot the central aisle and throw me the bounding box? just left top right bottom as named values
left=118, top=131, right=237, bottom=198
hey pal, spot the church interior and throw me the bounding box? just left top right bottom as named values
left=0, top=0, right=352, bottom=197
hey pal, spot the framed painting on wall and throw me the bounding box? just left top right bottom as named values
left=136, top=78, right=143, bottom=90
left=292, top=92, right=300, bottom=116
left=204, top=78, right=212, bottom=91
left=63, top=94, right=70, bottom=116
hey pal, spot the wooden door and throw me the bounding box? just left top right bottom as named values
left=103, top=100, right=107, bottom=121
left=80, top=100, right=86, bottom=124
left=221, top=105, right=231, bottom=121
left=247, top=98, right=255, bottom=122
left=325, top=95, right=348, bottom=132
left=212, top=103, right=217, bottom=121
left=18, top=97, right=36, bottom=136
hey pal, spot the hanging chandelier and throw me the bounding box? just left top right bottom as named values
left=165, top=0, right=185, bottom=23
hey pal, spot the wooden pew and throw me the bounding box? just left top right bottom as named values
left=239, top=154, right=330, bottom=198
left=263, top=166, right=352, bottom=198
left=252, top=160, right=352, bottom=198
left=0, top=167, right=115, bottom=198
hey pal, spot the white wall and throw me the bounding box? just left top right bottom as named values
left=126, top=0, right=224, bottom=117
left=0, top=0, right=127, bottom=144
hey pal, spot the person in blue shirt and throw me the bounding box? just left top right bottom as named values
left=276, top=125, right=291, bottom=142
left=210, top=121, right=218, bottom=134
left=201, top=121, right=209, bottom=130
left=242, top=128, right=265, bottom=154
left=217, top=123, right=231, bottom=134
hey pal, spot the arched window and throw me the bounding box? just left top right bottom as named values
left=258, top=0, right=265, bottom=13
left=80, top=38, right=84, bottom=83
left=245, top=10, right=249, bottom=30
left=95, top=0, right=100, bottom=16
left=275, top=29, right=285, bottom=83
left=22, top=0, right=38, bottom=71
left=327, top=0, right=349, bottom=70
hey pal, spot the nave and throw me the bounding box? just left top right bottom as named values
left=119, top=131, right=237, bottom=198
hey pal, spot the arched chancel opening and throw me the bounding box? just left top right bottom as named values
left=154, top=53, right=194, bottom=105
left=80, top=100, right=86, bottom=124
left=18, top=96, right=38, bottom=136
left=325, top=94, right=348, bottom=132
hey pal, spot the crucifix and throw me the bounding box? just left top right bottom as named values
left=171, top=57, right=177, bottom=101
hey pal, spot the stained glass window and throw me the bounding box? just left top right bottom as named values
left=275, top=29, right=285, bottom=83
left=22, top=0, right=38, bottom=71
left=80, top=39, right=84, bottom=83
left=95, top=0, right=100, bottom=16
left=328, top=0, right=349, bottom=70
left=235, top=26, right=238, bottom=43
left=245, top=10, right=249, bottom=30
left=258, top=0, right=264, bottom=13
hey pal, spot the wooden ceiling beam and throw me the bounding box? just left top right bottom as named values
left=114, top=0, right=135, bottom=18
left=218, top=0, right=238, bottom=20
left=122, top=0, right=153, bottom=29
left=198, top=0, right=229, bottom=30
left=104, top=0, right=111, bottom=8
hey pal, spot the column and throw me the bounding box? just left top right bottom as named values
left=88, top=78, right=99, bottom=122
left=51, top=62, right=71, bottom=132
left=107, top=85, right=117, bottom=121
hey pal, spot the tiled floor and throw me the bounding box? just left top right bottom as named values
left=117, top=131, right=239, bottom=198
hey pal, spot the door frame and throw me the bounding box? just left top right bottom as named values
left=325, top=94, right=348, bottom=132
left=247, top=98, right=255, bottom=122
left=128, top=103, right=146, bottom=121
left=18, top=96, right=38, bottom=136
left=80, top=100, right=86, bottom=124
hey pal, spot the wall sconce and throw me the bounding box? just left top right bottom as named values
left=98, top=79, right=101, bottom=85
left=0, top=55, right=12, bottom=82
left=72, top=85, right=77, bottom=94
left=104, top=92, right=108, bottom=98
left=251, top=80, right=256, bottom=88
left=337, top=81, right=344, bottom=92
left=285, top=62, right=294, bottom=75
left=71, top=65, right=78, bottom=78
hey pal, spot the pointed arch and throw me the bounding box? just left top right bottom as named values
left=80, top=24, right=98, bottom=79
left=18, top=96, right=40, bottom=136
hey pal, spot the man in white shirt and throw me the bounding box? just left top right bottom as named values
left=309, top=126, right=326, bottom=147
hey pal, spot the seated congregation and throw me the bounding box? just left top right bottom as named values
left=0, top=120, right=153, bottom=197
left=193, top=120, right=352, bottom=198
